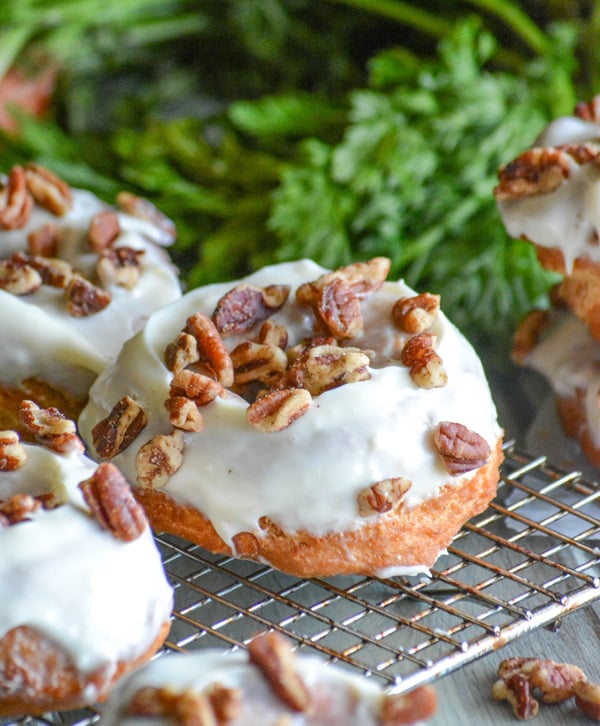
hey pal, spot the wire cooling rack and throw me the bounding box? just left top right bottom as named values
left=4, top=440, right=600, bottom=725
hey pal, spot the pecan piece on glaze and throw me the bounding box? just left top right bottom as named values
left=164, top=332, right=200, bottom=373
left=27, top=221, right=60, bottom=257
left=170, top=369, right=225, bottom=407
left=65, top=274, right=112, bottom=317
left=433, top=421, right=491, bottom=476
left=164, top=396, right=203, bottom=432
left=0, top=430, right=26, bottom=471
left=206, top=683, right=242, bottom=724
left=79, top=462, right=146, bottom=541
left=575, top=95, right=600, bottom=122
left=19, top=400, right=84, bottom=455
left=88, top=209, right=121, bottom=252
left=286, top=343, right=370, bottom=396
left=400, top=332, right=447, bottom=389
left=0, top=165, right=34, bottom=230
left=313, top=277, right=363, bottom=340
left=512, top=309, right=550, bottom=365
left=91, top=395, right=148, bottom=459
left=258, top=319, right=289, bottom=349
left=494, top=147, right=575, bottom=200
left=184, top=312, right=234, bottom=387
left=0, top=493, right=41, bottom=526
left=231, top=341, right=288, bottom=386
left=212, top=283, right=291, bottom=337
left=116, top=191, right=177, bottom=245
left=136, top=429, right=184, bottom=490
left=296, top=257, right=391, bottom=304
left=391, top=292, right=441, bottom=334
left=247, top=388, right=312, bottom=433
left=574, top=680, right=600, bottom=720
left=357, top=477, right=412, bottom=517
left=13, top=252, right=73, bottom=288
left=248, top=632, right=309, bottom=713
left=23, top=162, right=73, bottom=216
left=127, top=684, right=234, bottom=726
left=0, top=258, right=42, bottom=295
left=380, top=685, right=438, bottom=725
left=97, top=246, right=144, bottom=290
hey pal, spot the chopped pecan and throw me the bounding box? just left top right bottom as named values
left=286, top=343, right=370, bottom=396
left=88, top=210, right=121, bottom=252
left=164, top=396, right=203, bottom=432
left=91, top=395, right=148, bottom=459
left=184, top=312, right=234, bottom=387
left=357, top=477, right=412, bottom=517
left=212, top=283, right=291, bottom=336
left=296, top=257, right=391, bottom=304
left=136, top=429, right=185, bottom=489
left=400, top=332, right=447, bottom=389
left=23, top=162, right=73, bottom=216
left=391, top=292, right=441, bottom=334
left=247, top=388, right=312, bottom=432
left=96, top=246, right=144, bottom=289
left=27, top=221, right=60, bottom=256
left=433, top=421, right=491, bottom=475
left=116, top=191, right=177, bottom=245
left=170, top=369, right=225, bottom=407
left=497, top=657, right=587, bottom=704
left=380, top=685, right=438, bottom=725
left=0, top=165, right=33, bottom=229
left=164, top=332, right=200, bottom=373
left=0, top=258, right=42, bottom=295
left=13, top=252, right=73, bottom=288
left=19, top=400, right=84, bottom=454
left=575, top=95, right=600, bottom=122
left=127, top=685, right=222, bottom=726
left=79, top=462, right=147, bottom=541
left=494, top=147, right=575, bottom=200
left=313, top=277, right=363, bottom=339
left=492, top=673, right=539, bottom=720
left=258, top=319, right=288, bottom=349
left=0, top=493, right=41, bottom=526
left=512, top=310, right=550, bottom=365
left=231, top=341, right=288, bottom=386
left=206, top=683, right=242, bottom=724
left=0, top=430, right=26, bottom=471
left=248, top=632, right=309, bottom=712
left=574, top=679, right=600, bottom=720
left=65, top=274, right=112, bottom=316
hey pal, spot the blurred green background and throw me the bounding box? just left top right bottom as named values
left=0, top=0, right=597, bottom=360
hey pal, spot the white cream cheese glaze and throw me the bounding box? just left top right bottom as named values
left=79, top=260, right=501, bottom=558
left=0, top=444, right=173, bottom=694
left=99, top=649, right=421, bottom=726
left=0, top=188, right=181, bottom=395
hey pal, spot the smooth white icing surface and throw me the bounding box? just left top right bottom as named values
left=525, top=312, right=600, bottom=448
left=498, top=115, right=600, bottom=273
left=0, top=444, right=173, bottom=695
left=79, top=260, right=501, bottom=568
left=0, top=189, right=181, bottom=395
left=99, top=649, right=393, bottom=726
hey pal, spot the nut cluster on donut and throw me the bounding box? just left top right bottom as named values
left=0, top=163, right=176, bottom=317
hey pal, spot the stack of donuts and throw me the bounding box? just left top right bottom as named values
left=495, top=95, right=600, bottom=468
left=0, top=161, right=503, bottom=718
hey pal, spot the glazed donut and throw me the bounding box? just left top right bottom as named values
left=0, top=411, right=173, bottom=717
left=494, top=96, right=600, bottom=341
left=0, top=162, right=181, bottom=433
left=99, top=631, right=437, bottom=725
left=79, top=258, right=503, bottom=578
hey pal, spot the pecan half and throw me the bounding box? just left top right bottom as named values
left=164, top=396, right=203, bottom=432
left=400, top=332, right=447, bottom=389
left=212, top=283, right=290, bottom=336
left=357, top=477, right=412, bottom=517
left=0, top=430, right=26, bottom=471
left=19, top=400, right=84, bottom=454
left=0, top=258, right=42, bottom=295
left=258, top=319, right=289, bottom=349
left=91, top=395, right=148, bottom=459
left=574, top=680, right=600, bottom=720
left=88, top=210, right=121, bottom=252
left=170, top=369, right=225, bottom=407
left=164, top=332, right=200, bottom=373
left=286, top=343, right=370, bottom=396
left=184, top=312, right=234, bottom=387
left=116, top=191, right=177, bottom=245
left=248, top=632, right=309, bottom=712
left=0, top=165, right=33, bottom=230
left=433, top=421, right=491, bottom=475
left=313, top=277, right=363, bottom=339
left=97, top=246, right=144, bottom=289
left=79, top=462, right=146, bottom=541
left=27, top=221, right=59, bottom=256
left=296, top=257, right=390, bottom=304
left=231, top=341, right=288, bottom=386
left=136, top=429, right=185, bottom=489
left=391, top=292, right=441, bottom=334
left=494, top=147, right=575, bottom=200
left=247, top=388, right=312, bottom=432
left=0, top=493, right=41, bottom=526
left=381, top=685, right=438, bottom=725
left=24, top=162, right=73, bottom=216
left=65, top=274, right=112, bottom=316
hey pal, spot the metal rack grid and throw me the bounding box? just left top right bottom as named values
left=5, top=441, right=600, bottom=725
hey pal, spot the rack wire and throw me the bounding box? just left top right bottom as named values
left=4, top=441, right=600, bottom=725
